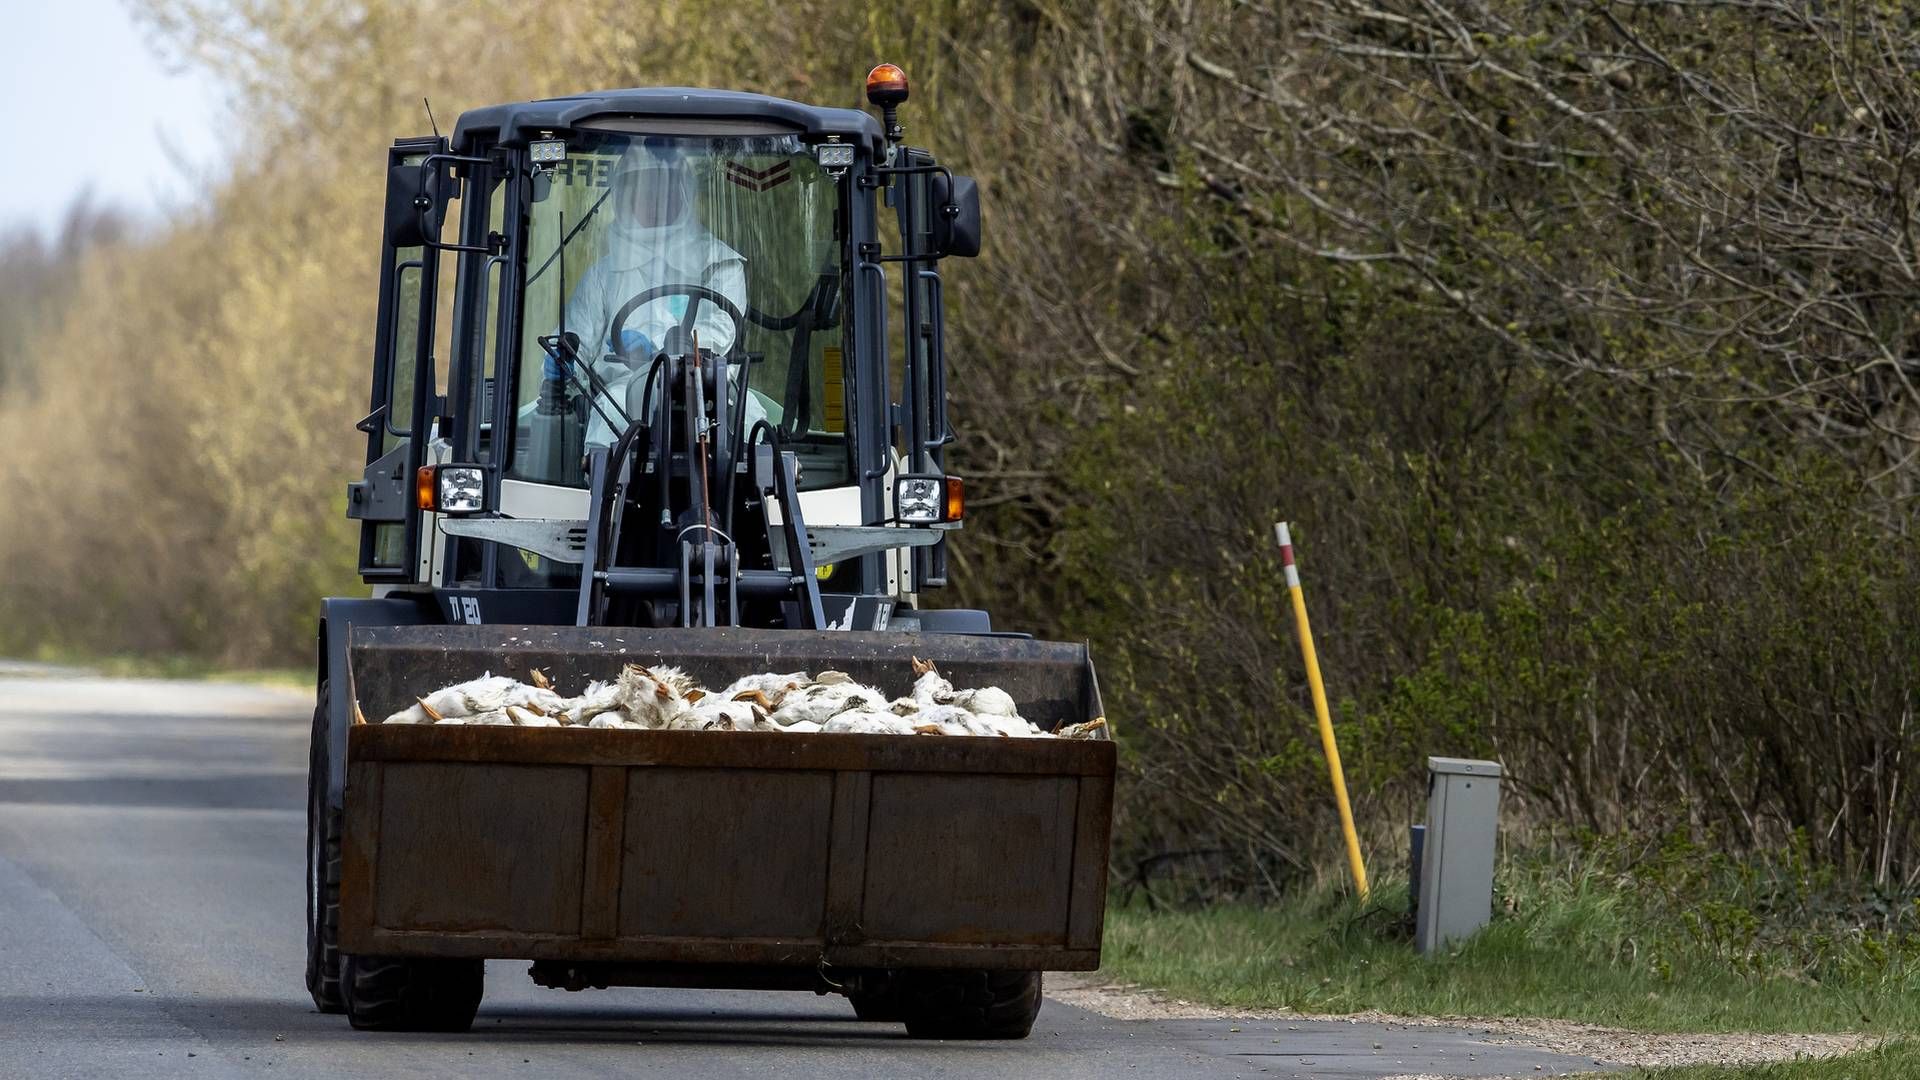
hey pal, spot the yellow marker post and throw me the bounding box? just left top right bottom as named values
left=1275, top=522, right=1370, bottom=901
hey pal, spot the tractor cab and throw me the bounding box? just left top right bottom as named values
left=345, top=70, right=983, bottom=632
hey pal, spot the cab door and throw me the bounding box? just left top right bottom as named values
left=349, top=136, right=447, bottom=581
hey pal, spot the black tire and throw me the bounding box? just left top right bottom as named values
left=848, top=983, right=907, bottom=1022
left=343, top=954, right=485, bottom=1032
left=899, top=970, right=1042, bottom=1040
left=305, top=681, right=345, bottom=1014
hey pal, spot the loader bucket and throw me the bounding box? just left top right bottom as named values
left=345, top=624, right=1105, bottom=733
left=336, top=624, right=1115, bottom=972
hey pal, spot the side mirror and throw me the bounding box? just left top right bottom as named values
left=384, top=162, right=442, bottom=248
left=929, top=173, right=982, bottom=259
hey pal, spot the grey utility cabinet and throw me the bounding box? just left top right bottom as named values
left=1416, top=757, right=1502, bottom=955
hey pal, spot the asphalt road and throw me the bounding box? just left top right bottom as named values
left=0, top=663, right=1612, bottom=1079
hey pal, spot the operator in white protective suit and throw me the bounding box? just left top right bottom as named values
left=548, top=140, right=766, bottom=449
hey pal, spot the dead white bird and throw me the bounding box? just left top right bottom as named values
left=653, top=665, right=703, bottom=697
left=910, top=704, right=1004, bottom=738
left=770, top=674, right=888, bottom=727
left=468, top=678, right=568, bottom=715
left=612, top=664, right=697, bottom=729
left=718, top=671, right=811, bottom=704
left=382, top=674, right=515, bottom=723
left=946, top=685, right=1018, bottom=718
left=906, top=658, right=1020, bottom=718
left=1055, top=717, right=1108, bottom=740
left=984, top=715, right=1048, bottom=738
left=586, top=710, right=640, bottom=729
left=506, top=705, right=562, bottom=727
left=383, top=674, right=568, bottom=724
left=560, top=679, right=621, bottom=725
left=677, top=697, right=779, bottom=732
left=907, top=659, right=952, bottom=707
left=821, top=710, right=920, bottom=736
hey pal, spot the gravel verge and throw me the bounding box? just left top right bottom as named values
left=1048, top=973, right=1878, bottom=1070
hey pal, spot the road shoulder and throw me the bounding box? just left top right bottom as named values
left=1048, top=973, right=1875, bottom=1073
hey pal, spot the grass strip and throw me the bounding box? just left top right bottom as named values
left=1101, top=870, right=1920, bottom=1033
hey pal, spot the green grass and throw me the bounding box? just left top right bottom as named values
left=1100, top=867, right=1920, bottom=1034
left=1619, top=1043, right=1917, bottom=1079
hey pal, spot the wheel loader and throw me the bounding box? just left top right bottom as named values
left=308, top=67, right=1114, bottom=1039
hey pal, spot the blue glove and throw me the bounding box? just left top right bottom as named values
left=613, top=328, right=655, bottom=361
left=543, top=329, right=655, bottom=380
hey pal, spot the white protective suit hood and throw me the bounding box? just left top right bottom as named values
left=602, top=143, right=732, bottom=279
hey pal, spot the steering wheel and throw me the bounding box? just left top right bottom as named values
left=607, top=283, right=747, bottom=364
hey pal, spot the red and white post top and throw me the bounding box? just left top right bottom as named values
left=1274, top=522, right=1301, bottom=589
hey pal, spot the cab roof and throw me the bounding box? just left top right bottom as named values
left=453, top=88, right=884, bottom=155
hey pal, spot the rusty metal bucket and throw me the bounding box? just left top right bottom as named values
left=336, top=624, right=1115, bottom=972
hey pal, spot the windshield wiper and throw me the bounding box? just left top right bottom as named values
left=537, top=331, right=631, bottom=435
left=526, top=182, right=616, bottom=288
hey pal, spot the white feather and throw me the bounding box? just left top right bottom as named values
left=985, top=714, right=1048, bottom=738
left=947, top=685, right=1019, bottom=718
left=612, top=664, right=695, bottom=729
left=719, top=672, right=811, bottom=703
left=771, top=681, right=888, bottom=727
left=506, top=705, right=562, bottom=727
left=909, top=669, right=954, bottom=707
left=382, top=704, right=434, bottom=724
left=561, top=680, right=621, bottom=725
left=821, top=711, right=920, bottom=736
left=910, top=704, right=1002, bottom=737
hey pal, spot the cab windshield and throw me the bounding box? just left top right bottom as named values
left=509, top=129, right=849, bottom=489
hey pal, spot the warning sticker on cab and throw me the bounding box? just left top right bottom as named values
left=821, top=346, right=845, bottom=433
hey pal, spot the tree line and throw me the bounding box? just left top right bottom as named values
left=3, top=0, right=1917, bottom=891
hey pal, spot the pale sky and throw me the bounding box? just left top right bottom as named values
left=0, top=0, right=227, bottom=238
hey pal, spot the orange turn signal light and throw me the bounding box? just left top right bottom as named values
left=944, top=475, right=965, bottom=522
left=416, top=465, right=437, bottom=512
left=866, top=63, right=909, bottom=107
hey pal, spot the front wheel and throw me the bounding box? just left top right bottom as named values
left=305, top=681, right=344, bottom=1013
left=899, top=970, right=1042, bottom=1040
left=343, top=954, right=485, bottom=1032
left=848, top=983, right=906, bottom=1022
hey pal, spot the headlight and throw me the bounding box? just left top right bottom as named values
left=437, top=466, right=486, bottom=514
left=896, top=476, right=943, bottom=523
left=895, top=474, right=962, bottom=524
left=815, top=142, right=856, bottom=169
